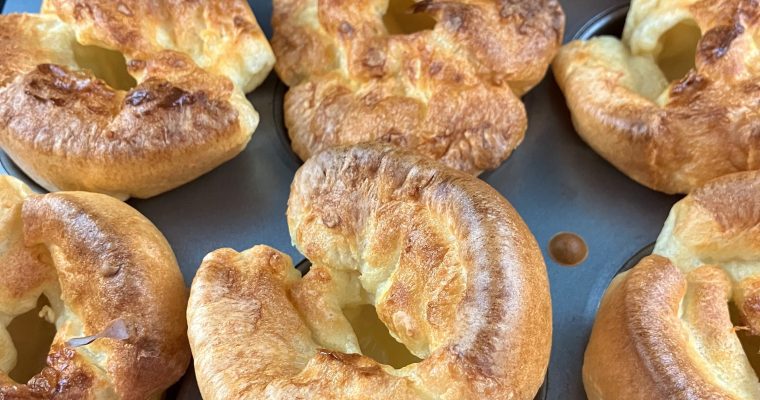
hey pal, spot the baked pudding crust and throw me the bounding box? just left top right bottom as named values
left=0, top=176, right=190, bottom=399
left=188, top=144, right=552, bottom=399
left=584, top=170, right=760, bottom=399
left=272, top=0, right=565, bottom=174
left=0, top=1, right=275, bottom=199
left=553, top=0, right=760, bottom=194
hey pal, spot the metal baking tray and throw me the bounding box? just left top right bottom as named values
left=0, top=1, right=681, bottom=398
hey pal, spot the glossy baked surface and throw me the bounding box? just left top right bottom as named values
left=0, top=1, right=688, bottom=398
left=554, top=0, right=760, bottom=194
left=188, top=144, right=552, bottom=399
left=585, top=171, right=760, bottom=399
left=272, top=0, right=565, bottom=174
left=0, top=0, right=275, bottom=199
left=0, top=176, right=190, bottom=398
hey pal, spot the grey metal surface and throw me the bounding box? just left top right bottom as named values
left=0, top=1, right=680, bottom=398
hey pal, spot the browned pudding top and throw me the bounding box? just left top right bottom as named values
left=554, top=0, right=760, bottom=193
left=272, top=0, right=565, bottom=174
left=584, top=170, right=760, bottom=399
left=0, top=176, right=190, bottom=399
left=0, top=0, right=274, bottom=199
left=188, top=144, right=552, bottom=399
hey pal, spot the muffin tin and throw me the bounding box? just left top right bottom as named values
left=0, top=1, right=682, bottom=398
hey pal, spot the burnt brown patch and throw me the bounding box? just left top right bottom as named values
left=670, top=71, right=708, bottom=96
left=0, top=346, right=93, bottom=399
left=157, top=87, right=204, bottom=109
left=124, top=88, right=153, bottom=106
left=22, top=64, right=118, bottom=115
left=699, top=24, right=744, bottom=63
left=124, top=80, right=215, bottom=115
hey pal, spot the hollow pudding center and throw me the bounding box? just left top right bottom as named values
left=655, top=21, right=701, bottom=82
left=383, top=0, right=436, bottom=35
left=343, top=304, right=421, bottom=369
left=7, top=295, right=57, bottom=384
left=73, top=43, right=137, bottom=91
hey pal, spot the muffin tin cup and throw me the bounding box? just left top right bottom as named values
left=0, top=0, right=682, bottom=398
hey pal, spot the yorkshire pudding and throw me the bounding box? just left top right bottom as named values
left=0, top=176, right=190, bottom=398
left=0, top=0, right=275, bottom=199
left=584, top=170, right=760, bottom=399
left=553, top=0, right=760, bottom=194
left=188, top=144, right=552, bottom=399
left=271, top=0, right=565, bottom=174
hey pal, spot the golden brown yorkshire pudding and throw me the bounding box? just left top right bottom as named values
left=271, top=0, right=565, bottom=174
left=187, top=144, right=552, bottom=399
left=584, top=170, right=760, bottom=399
left=0, top=176, right=190, bottom=398
left=553, top=0, right=760, bottom=194
left=0, top=0, right=275, bottom=200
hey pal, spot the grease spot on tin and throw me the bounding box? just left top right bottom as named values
left=549, top=232, right=588, bottom=267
